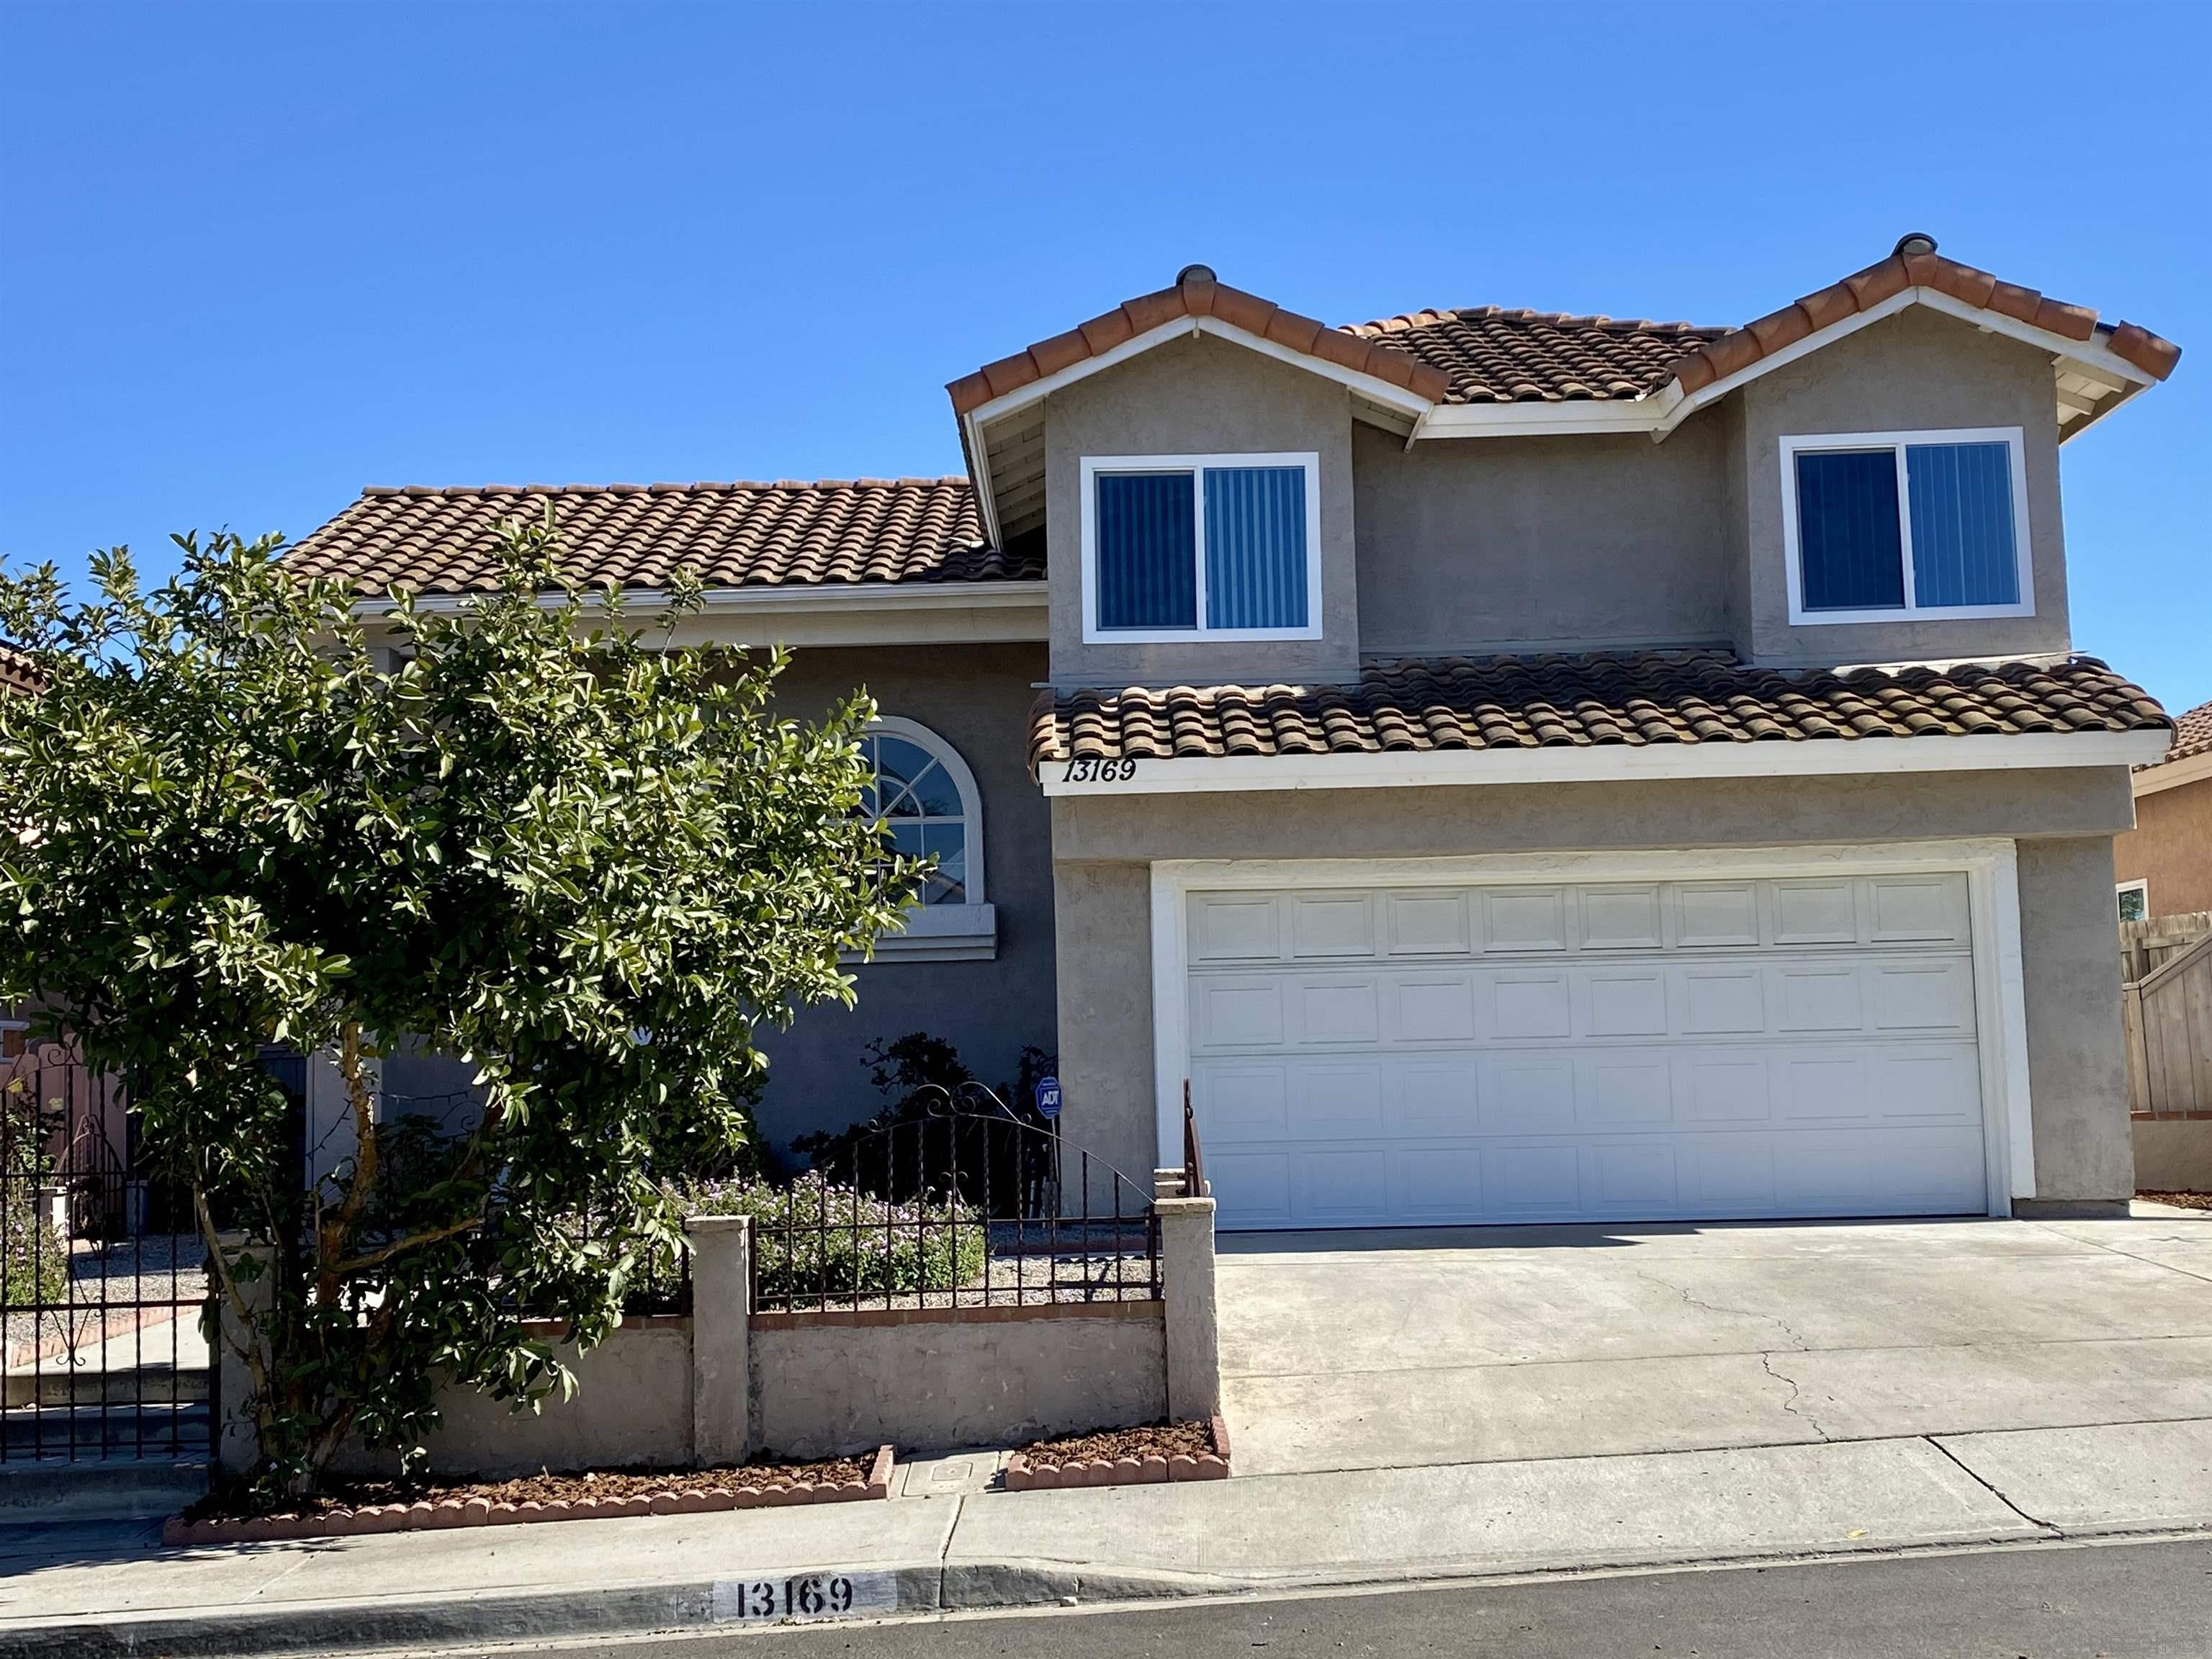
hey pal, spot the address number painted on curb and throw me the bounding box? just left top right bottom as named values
left=712, top=1570, right=896, bottom=1623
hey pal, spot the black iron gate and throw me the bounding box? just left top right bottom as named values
left=1, top=1041, right=210, bottom=1462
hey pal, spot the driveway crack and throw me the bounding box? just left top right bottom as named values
left=1632, top=1267, right=1833, bottom=1439
left=1757, top=1348, right=1833, bottom=1442
left=1923, top=1435, right=2064, bottom=1537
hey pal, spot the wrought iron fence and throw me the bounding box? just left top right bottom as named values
left=727, top=1089, right=1159, bottom=1314
left=1, top=1042, right=209, bottom=1463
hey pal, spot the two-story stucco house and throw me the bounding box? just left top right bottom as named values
left=290, top=234, right=2181, bottom=1226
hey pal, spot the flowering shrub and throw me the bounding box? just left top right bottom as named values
left=1, top=1186, right=68, bottom=1307
left=684, top=1171, right=986, bottom=1300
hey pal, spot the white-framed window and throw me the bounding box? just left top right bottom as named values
left=2117, top=878, right=2149, bottom=924
left=1079, top=451, right=1322, bottom=644
left=1780, top=427, right=2033, bottom=626
left=856, top=716, right=996, bottom=962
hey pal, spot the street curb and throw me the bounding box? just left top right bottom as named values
left=19, top=1524, right=2212, bottom=1656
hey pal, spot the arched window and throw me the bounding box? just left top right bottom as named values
left=860, top=718, right=996, bottom=961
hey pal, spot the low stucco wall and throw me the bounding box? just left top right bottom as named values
left=2134, top=1118, right=2212, bottom=1192
left=749, top=1303, right=1166, bottom=1460
left=331, top=1320, right=693, bottom=1480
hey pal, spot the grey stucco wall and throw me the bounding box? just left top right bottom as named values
left=1048, top=765, right=2137, bottom=1201
left=2016, top=835, right=2134, bottom=1202
left=1736, top=307, right=2070, bottom=667
left=750, top=1307, right=1167, bottom=1460
left=1352, top=414, right=1732, bottom=659
left=1043, top=333, right=1359, bottom=688
left=755, top=644, right=1056, bottom=1159
left=332, top=1322, right=694, bottom=1480
left=2134, top=1119, right=2212, bottom=1191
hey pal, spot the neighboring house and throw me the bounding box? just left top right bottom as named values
left=287, top=233, right=2182, bottom=1226
left=2115, top=701, right=2212, bottom=919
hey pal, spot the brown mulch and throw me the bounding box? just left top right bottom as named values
left=182, top=1457, right=869, bottom=1524
left=1015, top=1419, right=1215, bottom=1471
left=2139, top=1191, right=2212, bottom=1212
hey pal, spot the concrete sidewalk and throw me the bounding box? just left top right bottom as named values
left=7, top=1416, right=2212, bottom=1655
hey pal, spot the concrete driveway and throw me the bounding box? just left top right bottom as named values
left=1218, top=1213, right=2212, bottom=1478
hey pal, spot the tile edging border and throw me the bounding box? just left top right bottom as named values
left=1002, top=1416, right=1230, bottom=1492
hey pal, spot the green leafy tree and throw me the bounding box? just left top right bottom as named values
left=0, top=521, right=914, bottom=1496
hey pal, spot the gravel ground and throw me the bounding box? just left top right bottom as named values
left=4, top=1234, right=207, bottom=1367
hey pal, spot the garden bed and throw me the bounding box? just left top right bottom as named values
left=2139, top=1191, right=2212, bottom=1212
left=163, top=1446, right=894, bottom=1545
left=1002, top=1416, right=1228, bottom=1490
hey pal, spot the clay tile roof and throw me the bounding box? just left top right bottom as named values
left=283, top=477, right=1038, bottom=598
left=0, top=645, right=45, bottom=698
left=1660, top=249, right=2181, bottom=397
left=1028, top=652, right=2170, bottom=773
left=948, top=276, right=1455, bottom=415
left=1337, top=308, right=1732, bottom=404
left=2149, top=698, right=2212, bottom=768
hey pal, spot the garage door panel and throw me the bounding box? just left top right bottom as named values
left=1199, top=1066, right=1290, bottom=1138
left=1292, top=979, right=1380, bottom=1045
left=1676, top=883, right=1761, bottom=948
left=1388, top=974, right=1477, bottom=1043
left=1484, top=889, right=1568, bottom=951
left=1488, top=972, right=1573, bottom=1039
left=1195, top=979, right=1286, bottom=1049
left=1580, top=884, right=1665, bottom=950
left=1679, top=966, right=1768, bottom=1034
left=1390, top=1146, right=1488, bottom=1220
left=1208, top=1151, right=1293, bottom=1226
left=1773, top=879, right=1861, bottom=945
left=1583, top=968, right=1670, bottom=1038
left=1584, top=1141, right=1680, bottom=1210
left=1384, top=890, right=1473, bottom=956
left=1187, top=873, right=1987, bottom=1228
left=1871, top=961, right=1976, bottom=1032
left=1577, top=1052, right=1675, bottom=1128
left=1290, top=892, right=1375, bottom=959
left=1287, top=1063, right=1384, bottom=1136
left=1480, top=1054, right=1576, bottom=1133
left=1388, top=1058, right=1480, bottom=1132
left=1483, top=1143, right=1583, bottom=1218
left=1292, top=1145, right=1389, bottom=1222
left=1680, top=1051, right=1775, bottom=1123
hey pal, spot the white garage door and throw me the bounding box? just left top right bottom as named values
left=1185, top=874, right=1989, bottom=1228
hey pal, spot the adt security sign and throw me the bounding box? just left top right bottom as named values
left=1034, top=1076, right=1063, bottom=1120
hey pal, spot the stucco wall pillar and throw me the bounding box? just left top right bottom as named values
left=685, top=1214, right=752, bottom=1467
left=2016, top=835, right=2136, bottom=1210
left=211, top=1233, right=273, bottom=1480
left=1155, top=1196, right=1218, bottom=1420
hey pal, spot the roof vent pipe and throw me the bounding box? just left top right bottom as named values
left=1892, top=232, right=1938, bottom=258
left=1176, top=263, right=1218, bottom=286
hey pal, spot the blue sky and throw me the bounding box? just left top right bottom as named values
left=3, top=1, right=2206, bottom=709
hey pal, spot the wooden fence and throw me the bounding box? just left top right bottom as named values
left=2121, top=912, right=2212, bottom=1119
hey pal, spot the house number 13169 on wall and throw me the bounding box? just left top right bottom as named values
left=1062, top=757, right=1140, bottom=782
left=713, top=1570, right=895, bottom=1622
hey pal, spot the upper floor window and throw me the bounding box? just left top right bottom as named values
left=1781, top=428, right=2033, bottom=626
left=1079, top=452, right=1321, bottom=643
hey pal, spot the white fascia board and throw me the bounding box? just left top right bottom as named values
left=1042, top=729, right=2167, bottom=796
left=1416, top=400, right=1668, bottom=439
left=356, top=580, right=1047, bottom=618
left=2134, top=747, right=2212, bottom=797
left=1652, top=289, right=2159, bottom=442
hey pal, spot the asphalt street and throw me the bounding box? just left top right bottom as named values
left=415, top=1535, right=2212, bottom=1659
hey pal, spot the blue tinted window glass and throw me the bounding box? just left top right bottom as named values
left=1095, top=472, right=1196, bottom=630
left=1907, top=442, right=2018, bottom=607
left=1204, top=467, right=1308, bottom=629
left=1796, top=449, right=1905, bottom=611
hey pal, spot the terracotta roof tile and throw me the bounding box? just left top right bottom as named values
left=1340, top=308, right=1732, bottom=404
left=2149, top=698, right=2212, bottom=768
left=0, top=645, right=45, bottom=698
left=1029, top=652, right=2169, bottom=774
left=284, top=477, right=1037, bottom=598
